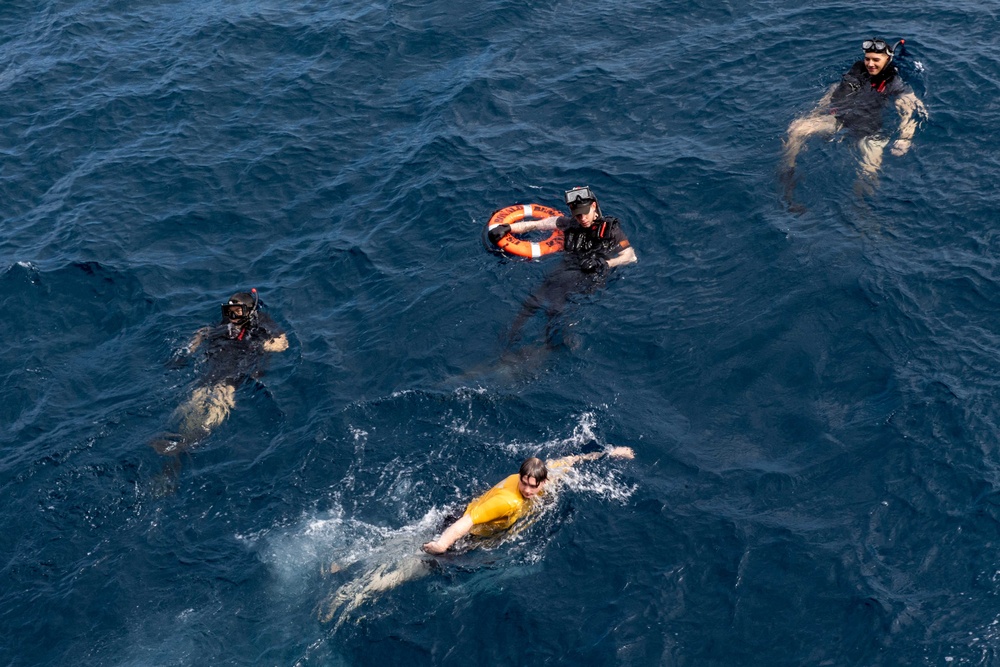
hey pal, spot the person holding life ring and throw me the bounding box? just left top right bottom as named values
left=487, top=203, right=565, bottom=259
left=488, top=186, right=636, bottom=271
left=489, top=187, right=637, bottom=349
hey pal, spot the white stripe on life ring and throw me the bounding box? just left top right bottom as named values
left=525, top=205, right=541, bottom=256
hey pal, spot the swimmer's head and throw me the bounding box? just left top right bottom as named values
left=222, top=290, right=258, bottom=327
left=862, top=37, right=893, bottom=57
left=518, top=457, right=548, bottom=499
left=565, top=186, right=600, bottom=224
left=862, top=38, right=895, bottom=76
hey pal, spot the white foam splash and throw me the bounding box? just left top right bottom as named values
left=253, top=410, right=637, bottom=630
left=249, top=499, right=446, bottom=628
left=557, top=465, right=638, bottom=504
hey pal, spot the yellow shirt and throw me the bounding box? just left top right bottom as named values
left=465, top=474, right=529, bottom=537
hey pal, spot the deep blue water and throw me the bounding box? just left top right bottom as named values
left=3, top=1, right=1000, bottom=665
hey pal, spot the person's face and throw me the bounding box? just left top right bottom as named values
left=864, top=52, right=890, bottom=76
left=518, top=475, right=545, bottom=499
left=573, top=202, right=598, bottom=227
left=225, top=304, right=245, bottom=321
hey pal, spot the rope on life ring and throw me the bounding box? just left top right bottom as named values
left=486, top=204, right=565, bottom=258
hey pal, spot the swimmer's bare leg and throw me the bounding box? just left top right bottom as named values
left=781, top=113, right=838, bottom=212
left=148, top=383, right=237, bottom=492
left=319, top=557, right=430, bottom=626
left=854, top=136, right=888, bottom=199
left=167, top=383, right=236, bottom=447
left=781, top=113, right=838, bottom=171
left=779, top=168, right=805, bottom=215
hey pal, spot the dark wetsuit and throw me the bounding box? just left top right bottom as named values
left=508, top=214, right=632, bottom=346
left=198, top=313, right=284, bottom=387
left=557, top=215, right=631, bottom=259
left=829, top=61, right=909, bottom=137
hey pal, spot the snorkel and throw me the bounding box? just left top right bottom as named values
left=890, top=39, right=905, bottom=61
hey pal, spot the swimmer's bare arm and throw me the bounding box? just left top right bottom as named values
left=607, top=246, right=637, bottom=267
left=508, top=216, right=560, bottom=234
left=891, top=91, right=926, bottom=156
left=548, top=446, right=635, bottom=471
left=183, top=326, right=213, bottom=354
left=263, top=333, right=289, bottom=353
left=422, top=513, right=473, bottom=555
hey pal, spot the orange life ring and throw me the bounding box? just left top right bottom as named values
left=487, top=204, right=565, bottom=258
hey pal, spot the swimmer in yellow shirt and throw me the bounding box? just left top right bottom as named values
left=422, top=446, right=635, bottom=555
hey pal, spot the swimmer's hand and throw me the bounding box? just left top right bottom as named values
left=890, top=138, right=911, bottom=157
left=579, top=255, right=609, bottom=274
left=422, top=541, right=448, bottom=555
left=488, top=224, right=511, bottom=245
left=607, top=446, right=635, bottom=459
left=263, top=333, right=289, bottom=353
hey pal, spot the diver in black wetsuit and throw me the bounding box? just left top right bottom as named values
left=152, top=289, right=288, bottom=456
left=780, top=37, right=926, bottom=207
left=488, top=186, right=637, bottom=347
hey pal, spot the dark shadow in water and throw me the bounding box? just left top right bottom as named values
left=438, top=259, right=609, bottom=390
left=437, top=343, right=554, bottom=390
left=505, top=260, right=606, bottom=350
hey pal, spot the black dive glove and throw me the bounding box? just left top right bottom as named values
left=488, top=224, right=511, bottom=244
left=831, top=74, right=861, bottom=103
left=579, top=255, right=609, bottom=273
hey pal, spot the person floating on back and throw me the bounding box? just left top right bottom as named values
left=422, top=446, right=635, bottom=555
left=488, top=186, right=637, bottom=349
left=780, top=37, right=926, bottom=210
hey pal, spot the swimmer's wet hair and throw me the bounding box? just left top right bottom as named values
left=519, top=457, right=548, bottom=482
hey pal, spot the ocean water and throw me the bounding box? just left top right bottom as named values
left=3, top=1, right=1000, bottom=665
